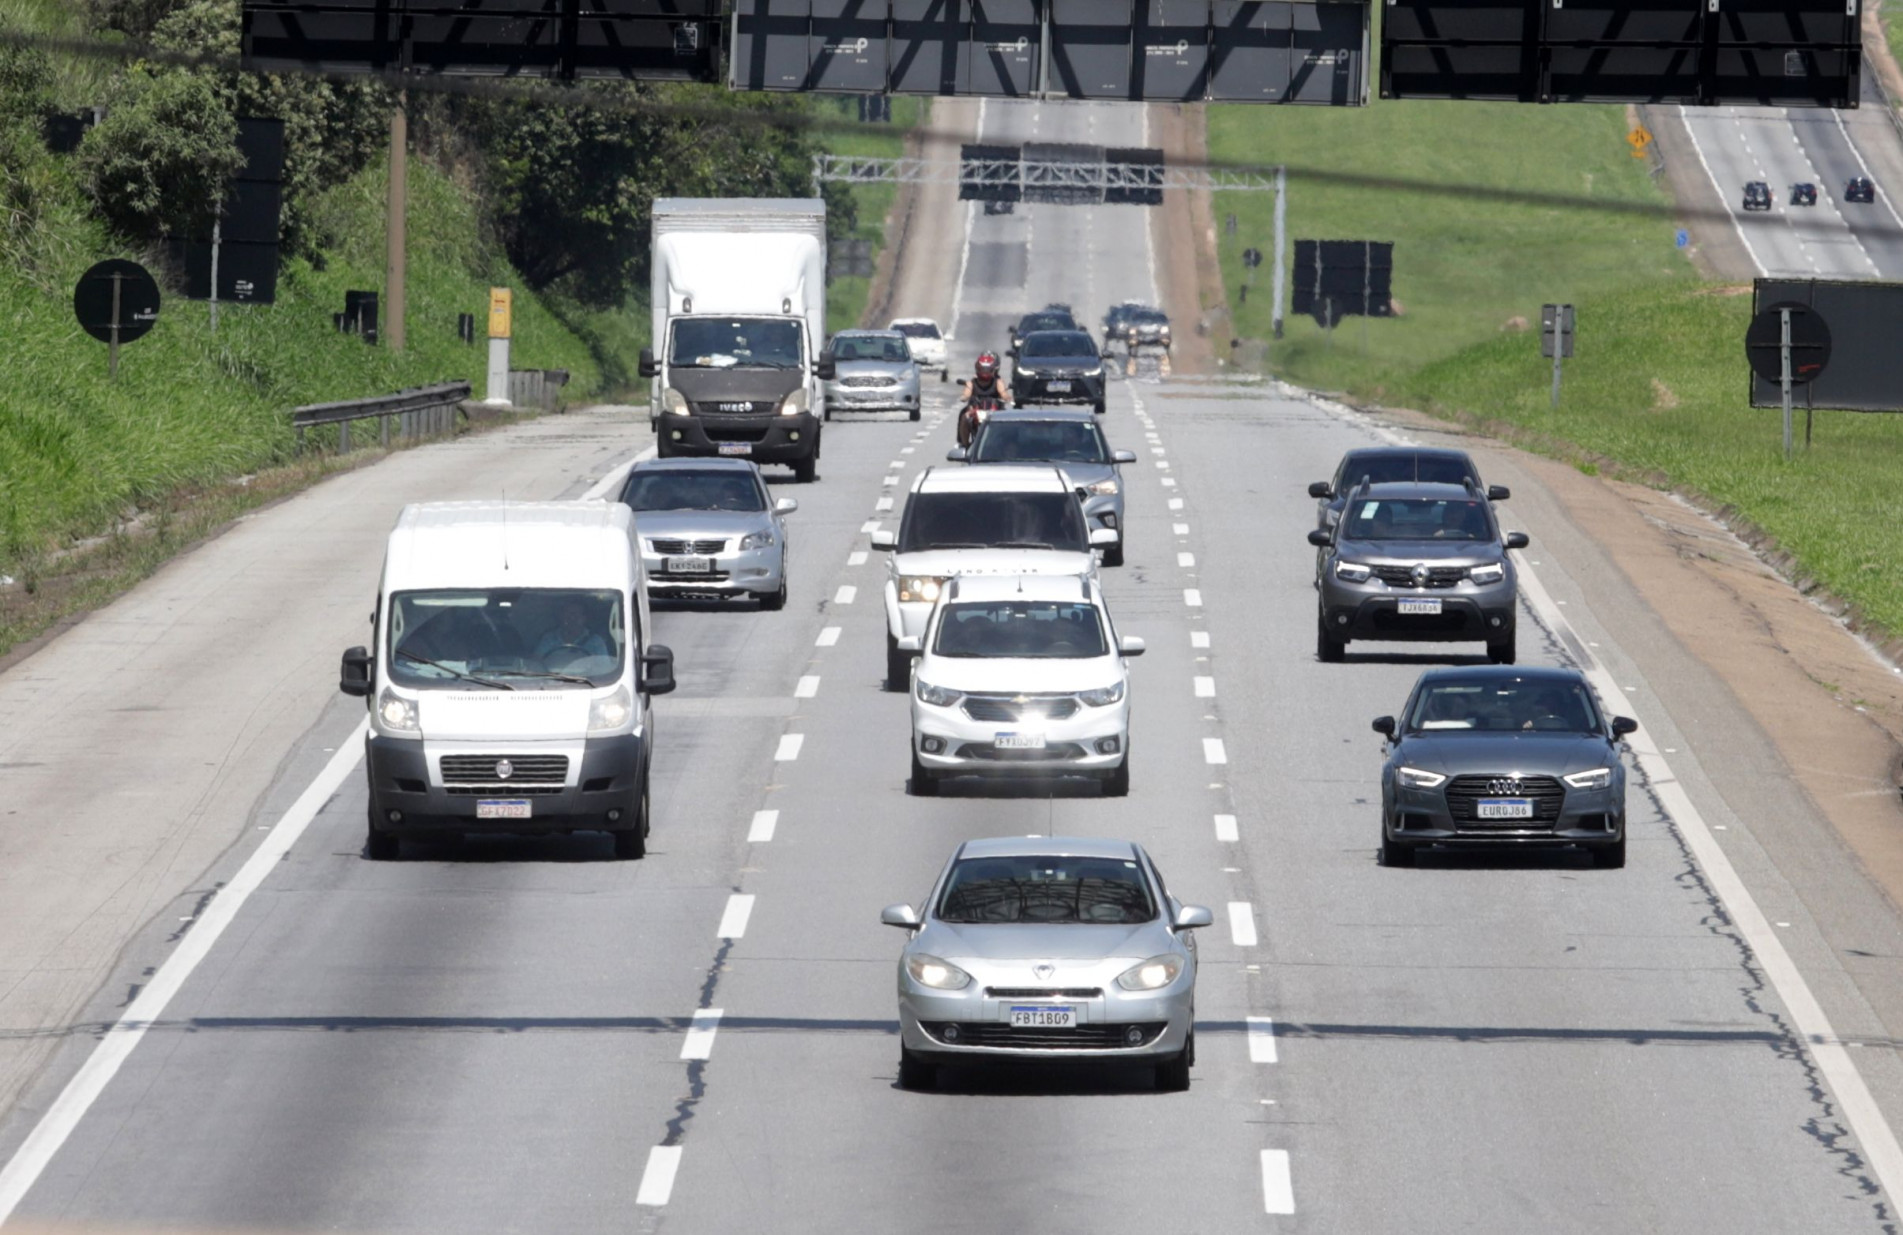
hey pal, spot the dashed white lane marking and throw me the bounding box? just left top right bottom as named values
left=748, top=809, right=779, bottom=842
left=775, top=734, right=804, bottom=761
left=1161, top=477, right=1176, bottom=487
left=876, top=496, right=895, bottom=512
left=1228, top=902, right=1258, bottom=946
left=889, top=460, right=906, bottom=469
left=795, top=676, right=821, bottom=699
left=637, top=1146, right=683, bottom=1207
left=1260, top=1150, right=1294, bottom=1215
left=834, top=585, right=857, bottom=605
left=1214, top=813, right=1239, bottom=842
left=717, top=894, right=756, bottom=939
left=1203, top=737, right=1228, bottom=764
left=1155, top=459, right=1170, bottom=469
left=1184, top=588, right=1203, bottom=607
left=861, top=520, right=881, bottom=533
left=884, top=474, right=901, bottom=487
left=848, top=550, right=868, bottom=567
left=1177, top=552, right=1196, bottom=568
left=1168, top=498, right=1183, bottom=511
left=817, top=626, right=841, bottom=647
left=1190, top=631, right=1210, bottom=649
left=1247, top=1016, right=1278, bottom=1063
left=681, top=1009, right=723, bottom=1060
left=1194, top=677, right=1215, bottom=698
left=1173, top=523, right=1190, bottom=535
left=901, top=446, right=915, bottom=454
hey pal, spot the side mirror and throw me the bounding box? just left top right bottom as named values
left=638, top=348, right=658, bottom=379
left=880, top=903, right=922, bottom=929
left=896, top=635, right=922, bottom=653
left=1306, top=529, right=1332, bottom=547
left=1487, top=484, right=1511, bottom=501
left=1308, top=481, right=1332, bottom=499
left=1173, top=905, right=1214, bottom=930
left=945, top=447, right=968, bottom=462
left=1089, top=528, right=1119, bottom=547
left=1119, top=635, right=1146, bottom=657
left=775, top=497, right=799, bottom=515
left=815, top=352, right=837, bottom=381
left=339, top=645, right=373, bottom=697
left=639, top=644, right=677, bottom=696
left=1504, top=531, right=1530, bottom=550
left=1611, top=716, right=1639, bottom=737
left=871, top=529, right=897, bottom=550
left=1112, top=449, right=1137, bottom=463
left=1372, top=715, right=1396, bottom=737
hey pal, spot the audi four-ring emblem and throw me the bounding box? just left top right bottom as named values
left=1487, top=778, right=1522, bottom=795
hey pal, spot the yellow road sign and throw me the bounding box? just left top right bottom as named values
left=488, top=287, right=512, bottom=339
left=1626, top=126, right=1653, bottom=150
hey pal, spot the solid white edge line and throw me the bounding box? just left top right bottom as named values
left=947, top=98, right=987, bottom=340
left=1830, top=110, right=1903, bottom=237
left=816, top=627, right=842, bottom=647
left=794, top=675, right=821, bottom=699
left=580, top=444, right=658, bottom=502
left=1228, top=902, right=1258, bottom=948
left=716, top=894, right=756, bottom=940
left=0, top=718, right=372, bottom=1224
left=1260, top=1150, right=1295, bottom=1215
left=747, top=809, right=779, bottom=843
left=1203, top=737, right=1227, bottom=765
left=1214, top=813, right=1240, bottom=842
left=1246, top=1016, right=1278, bottom=1063
left=774, top=734, right=804, bottom=762
left=636, top=1145, right=683, bottom=1207
left=680, top=1008, right=723, bottom=1061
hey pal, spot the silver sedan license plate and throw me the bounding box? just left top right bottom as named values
left=666, top=555, right=714, bottom=573
left=1476, top=798, right=1533, bottom=819
left=1010, top=1005, right=1075, bottom=1028
left=716, top=442, right=753, bottom=456
left=477, top=799, right=532, bottom=820
left=994, top=732, right=1047, bottom=750
left=1046, top=380, right=1072, bottom=392
left=1398, top=599, right=1442, bottom=615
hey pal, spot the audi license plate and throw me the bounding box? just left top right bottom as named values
left=1010, top=1006, right=1075, bottom=1028
left=1046, top=380, right=1072, bottom=392
left=994, top=732, right=1047, bottom=750
left=1398, top=599, right=1442, bottom=615
left=1476, top=798, right=1534, bottom=819
left=666, top=555, right=714, bottom=574
left=716, top=442, right=753, bottom=456
left=477, top=799, right=532, bottom=820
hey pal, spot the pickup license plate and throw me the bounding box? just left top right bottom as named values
left=1010, top=1006, right=1075, bottom=1028
left=1398, top=599, right=1442, bottom=615
left=1476, top=799, right=1533, bottom=819
left=995, top=732, right=1047, bottom=750
left=716, top=442, right=753, bottom=456
left=477, top=799, right=532, bottom=820
left=666, top=555, right=714, bottom=574
left=1046, top=380, right=1072, bottom=392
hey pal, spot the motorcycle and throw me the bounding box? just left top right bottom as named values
left=957, top=396, right=1003, bottom=449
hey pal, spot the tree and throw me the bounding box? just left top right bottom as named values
left=76, top=66, right=241, bottom=241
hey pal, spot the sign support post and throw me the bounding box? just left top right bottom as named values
left=1271, top=167, right=1287, bottom=340
left=1780, top=307, right=1793, bottom=460
left=1550, top=337, right=1562, bottom=409
left=486, top=287, right=513, bottom=406
left=108, top=272, right=122, bottom=380
left=386, top=93, right=408, bottom=353
left=209, top=217, right=221, bottom=332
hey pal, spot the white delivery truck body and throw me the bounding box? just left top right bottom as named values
left=644, top=198, right=831, bottom=482
left=339, top=501, right=675, bottom=860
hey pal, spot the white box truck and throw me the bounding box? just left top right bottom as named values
left=338, top=501, right=676, bottom=860
left=639, top=198, right=834, bottom=483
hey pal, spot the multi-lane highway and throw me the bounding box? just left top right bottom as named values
left=6, top=97, right=1903, bottom=1232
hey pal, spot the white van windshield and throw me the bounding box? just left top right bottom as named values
left=388, top=589, right=626, bottom=688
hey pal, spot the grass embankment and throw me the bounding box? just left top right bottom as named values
left=818, top=95, right=923, bottom=332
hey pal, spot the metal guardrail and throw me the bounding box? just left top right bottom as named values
left=292, top=381, right=471, bottom=453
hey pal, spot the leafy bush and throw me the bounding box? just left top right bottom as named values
left=76, top=66, right=241, bottom=240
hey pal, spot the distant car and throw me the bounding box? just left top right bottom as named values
left=1846, top=176, right=1876, bottom=204
left=1790, top=182, right=1818, bottom=207
left=953, top=408, right=1137, bottom=566
left=889, top=317, right=948, bottom=371
left=620, top=458, right=797, bottom=610
left=1742, top=181, right=1772, bottom=212
left=1012, top=330, right=1107, bottom=414
left=1102, top=301, right=1148, bottom=338
left=1121, top=308, right=1171, bottom=351
left=1308, top=446, right=1508, bottom=532
left=882, top=835, right=1212, bottom=1091
left=824, top=328, right=920, bottom=420
left=1372, top=665, right=1638, bottom=869
left=1010, top=308, right=1078, bottom=356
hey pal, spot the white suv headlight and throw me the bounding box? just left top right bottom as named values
left=1397, top=766, right=1446, bottom=789
left=1564, top=767, right=1612, bottom=790
left=376, top=687, right=419, bottom=734
left=1334, top=560, right=1372, bottom=582
left=905, top=954, right=972, bottom=990
left=899, top=575, right=947, bottom=603
left=588, top=684, right=634, bottom=735
left=1116, top=954, right=1184, bottom=991
left=1469, top=562, right=1506, bottom=584
left=915, top=678, right=961, bottom=707
left=1078, top=682, right=1124, bottom=707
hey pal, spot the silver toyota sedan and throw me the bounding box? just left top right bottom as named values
left=823, top=328, right=921, bottom=420
left=882, top=836, right=1213, bottom=1091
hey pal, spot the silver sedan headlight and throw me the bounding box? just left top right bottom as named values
left=739, top=529, right=776, bottom=551
left=906, top=954, right=972, bottom=990
left=1397, top=766, right=1447, bottom=789
left=1564, top=767, right=1612, bottom=790
left=1115, top=955, right=1184, bottom=991
left=1084, top=477, right=1120, bottom=496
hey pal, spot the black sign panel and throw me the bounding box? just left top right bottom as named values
left=1023, top=141, right=1102, bottom=204
left=170, top=239, right=282, bottom=304
left=810, top=0, right=887, bottom=91
left=1049, top=0, right=1132, bottom=99
left=74, top=260, right=162, bottom=344
left=1292, top=239, right=1392, bottom=326
left=1382, top=0, right=1860, bottom=107
left=1133, top=0, right=1212, bottom=101
left=961, top=0, right=1041, bottom=96
left=733, top=0, right=814, bottom=89
left=1749, top=280, right=1903, bottom=412
left=1209, top=1, right=1366, bottom=103
left=890, top=0, right=966, bottom=93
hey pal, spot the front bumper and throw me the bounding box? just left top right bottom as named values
left=1387, top=781, right=1624, bottom=847
left=825, top=381, right=920, bottom=411
left=1014, top=373, right=1105, bottom=406
left=911, top=696, right=1129, bottom=778
left=643, top=542, right=784, bottom=599
left=897, top=980, right=1192, bottom=1063
left=365, top=732, right=645, bottom=834
left=1319, top=585, right=1516, bottom=644
left=656, top=412, right=818, bottom=462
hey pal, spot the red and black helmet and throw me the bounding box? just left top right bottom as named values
left=975, top=352, right=1000, bottom=378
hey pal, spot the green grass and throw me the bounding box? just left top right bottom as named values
left=817, top=95, right=923, bottom=333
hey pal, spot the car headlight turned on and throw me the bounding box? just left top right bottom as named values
left=899, top=575, right=948, bottom=603
left=1397, top=766, right=1447, bottom=789
left=915, top=678, right=961, bottom=707
left=1084, top=477, right=1120, bottom=496
left=1078, top=682, right=1125, bottom=707
left=739, top=529, right=776, bottom=551
left=377, top=687, right=419, bottom=733
left=1116, top=954, right=1184, bottom=991
left=1564, top=767, right=1612, bottom=790
left=587, top=684, right=634, bottom=735
left=906, top=954, right=972, bottom=990
left=1469, top=562, right=1506, bottom=584
left=1334, top=560, right=1372, bottom=582
left=1082, top=367, right=1104, bottom=378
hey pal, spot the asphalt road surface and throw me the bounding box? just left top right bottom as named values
left=5, top=100, right=1903, bottom=1233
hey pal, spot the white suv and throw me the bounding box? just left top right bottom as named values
left=873, top=465, right=1117, bottom=689
left=905, top=574, right=1142, bottom=797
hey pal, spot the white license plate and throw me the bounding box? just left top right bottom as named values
left=1398, top=599, right=1442, bottom=615
left=1046, top=380, right=1072, bottom=392
left=666, top=555, right=714, bottom=573
left=477, top=799, right=532, bottom=820
left=1476, top=799, right=1534, bottom=819
left=716, top=442, right=753, bottom=456
left=995, top=732, right=1047, bottom=750
left=1010, top=1006, right=1075, bottom=1028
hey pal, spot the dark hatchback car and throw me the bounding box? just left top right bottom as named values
left=1743, top=181, right=1772, bottom=211
left=1372, top=666, right=1638, bottom=868
left=1790, top=182, right=1818, bottom=207
left=1012, top=330, right=1107, bottom=414
left=1309, top=446, right=1508, bottom=532
left=1010, top=309, right=1079, bottom=355
left=1846, top=176, right=1876, bottom=204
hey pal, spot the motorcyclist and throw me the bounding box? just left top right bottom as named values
left=957, top=352, right=1011, bottom=447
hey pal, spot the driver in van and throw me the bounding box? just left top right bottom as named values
left=534, top=601, right=610, bottom=662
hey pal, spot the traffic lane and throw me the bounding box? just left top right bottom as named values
left=1683, top=107, right=1822, bottom=276
left=1789, top=108, right=1903, bottom=277
left=1163, top=387, right=1891, bottom=1229
left=1728, top=109, right=1874, bottom=277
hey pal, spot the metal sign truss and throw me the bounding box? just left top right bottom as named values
left=810, top=154, right=1280, bottom=192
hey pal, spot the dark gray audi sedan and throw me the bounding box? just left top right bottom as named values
left=1372, top=666, right=1638, bottom=868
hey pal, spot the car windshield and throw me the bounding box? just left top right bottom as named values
left=388, top=588, right=626, bottom=687
left=1022, top=332, right=1097, bottom=359
left=892, top=322, right=941, bottom=340
left=933, top=600, right=1109, bottom=659
left=1019, top=313, right=1070, bottom=334
left=898, top=491, right=1088, bottom=552
left=669, top=318, right=803, bottom=369
left=834, top=335, right=911, bottom=362
left=1130, top=311, right=1168, bottom=325
left=1338, top=453, right=1476, bottom=488
left=1406, top=677, right=1602, bottom=733
left=970, top=420, right=1108, bottom=464
left=1341, top=498, right=1494, bottom=541
left=621, top=470, right=764, bottom=512
left=937, top=855, right=1155, bottom=924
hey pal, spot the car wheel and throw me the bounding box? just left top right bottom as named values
left=793, top=454, right=817, bottom=484
left=823, top=407, right=832, bottom=422
left=1380, top=831, right=1415, bottom=867
left=612, top=778, right=649, bottom=860
left=365, top=807, right=399, bottom=861
left=1317, top=612, right=1346, bottom=663
left=1155, top=1033, right=1192, bottom=1092
left=1103, top=542, right=1124, bottom=568
left=909, top=406, right=921, bottom=422
left=1093, top=399, right=1106, bottom=415
left=758, top=576, right=787, bottom=611
left=1103, top=750, right=1130, bottom=797
left=898, top=1047, right=937, bottom=1090
left=1487, top=629, right=1517, bottom=664
left=909, top=750, right=939, bottom=797
left=886, top=632, right=912, bottom=692
left=1591, top=834, right=1626, bottom=869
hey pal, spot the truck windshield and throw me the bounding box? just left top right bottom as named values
left=670, top=318, right=803, bottom=369
left=897, top=492, right=1088, bottom=553
left=387, top=589, right=626, bottom=688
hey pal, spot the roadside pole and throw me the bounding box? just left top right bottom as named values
left=486, top=287, right=512, bottom=405
left=1271, top=166, right=1286, bottom=340
left=1780, top=307, right=1793, bottom=460
left=385, top=93, right=408, bottom=353
left=209, top=217, right=221, bottom=332
left=108, top=272, right=121, bottom=379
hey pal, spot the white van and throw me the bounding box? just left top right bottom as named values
left=339, top=501, right=675, bottom=860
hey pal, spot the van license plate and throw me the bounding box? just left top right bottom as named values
left=995, top=732, right=1046, bottom=750
left=716, top=442, right=753, bottom=456
left=1398, top=599, right=1442, bottom=615
left=477, top=800, right=532, bottom=820
left=1046, top=380, right=1072, bottom=392
left=666, top=555, right=714, bottom=573
left=1010, top=1006, right=1075, bottom=1028
left=1476, top=799, right=1533, bottom=819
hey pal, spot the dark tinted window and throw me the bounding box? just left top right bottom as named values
left=970, top=420, right=1108, bottom=464
left=1341, top=497, right=1494, bottom=541
left=898, top=491, right=1088, bottom=553
left=1022, top=332, right=1098, bottom=359
left=1018, top=312, right=1073, bottom=334
left=892, top=321, right=941, bottom=339
left=1406, top=677, right=1602, bottom=734
left=933, top=600, right=1109, bottom=659
left=937, top=855, right=1155, bottom=924
left=669, top=318, right=801, bottom=369
left=622, top=470, right=764, bottom=512
left=1337, top=451, right=1477, bottom=489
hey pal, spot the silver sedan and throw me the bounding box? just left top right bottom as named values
left=823, top=329, right=921, bottom=419
left=882, top=836, right=1213, bottom=1091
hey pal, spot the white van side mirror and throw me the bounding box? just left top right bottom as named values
left=871, top=530, right=898, bottom=550
left=639, top=645, right=677, bottom=696
left=1089, top=528, right=1118, bottom=547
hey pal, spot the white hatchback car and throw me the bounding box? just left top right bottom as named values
left=905, top=574, right=1142, bottom=797
left=889, top=317, right=949, bottom=372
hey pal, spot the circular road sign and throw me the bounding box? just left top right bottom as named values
left=73, top=259, right=161, bottom=345
left=1242, top=247, right=1263, bottom=269
left=1745, top=301, right=1830, bottom=385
